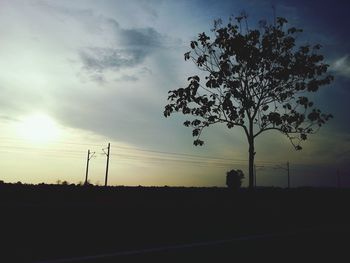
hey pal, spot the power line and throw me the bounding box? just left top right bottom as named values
left=111, top=147, right=286, bottom=166
left=111, top=145, right=281, bottom=165
left=0, top=137, right=102, bottom=147
left=0, top=145, right=258, bottom=167
left=113, top=157, right=235, bottom=168
left=0, top=144, right=240, bottom=164
left=111, top=153, right=255, bottom=168
left=110, top=153, right=245, bottom=164
left=0, top=150, right=83, bottom=159
left=0, top=143, right=281, bottom=165
left=0, top=144, right=324, bottom=171
left=0, top=145, right=85, bottom=154
left=0, top=145, right=303, bottom=170
left=0, top=140, right=329, bottom=169
left=0, top=136, right=284, bottom=165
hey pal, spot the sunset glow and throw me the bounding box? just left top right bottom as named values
left=17, top=113, right=61, bottom=144
left=0, top=0, right=349, bottom=187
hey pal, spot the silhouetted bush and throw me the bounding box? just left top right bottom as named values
left=226, top=169, right=244, bottom=190
left=61, top=181, right=69, bottom=186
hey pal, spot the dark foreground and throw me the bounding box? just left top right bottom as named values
left=0, top=184, right=349, bottom=262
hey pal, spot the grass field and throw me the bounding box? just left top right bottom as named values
left=0, top=183, right=349, bottom=262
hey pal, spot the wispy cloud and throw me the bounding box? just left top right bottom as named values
left=114, top=74, right=139, bottom=82
left=80, top=47, right=148, bottom=72
left=138, top=0, right=163, bottom=19
left=0, top=115, right=18, bottom=122
left=331, top=55, right=350, bottom=78
left=119, top=27, right=163, bottom=48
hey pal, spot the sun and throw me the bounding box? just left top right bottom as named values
left=17, top=113, right=61, bottom=144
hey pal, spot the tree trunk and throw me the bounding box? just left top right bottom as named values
left=248, top=136, right=255, bottom=189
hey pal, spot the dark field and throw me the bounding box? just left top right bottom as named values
left=0, top=184, right=349, bottom=262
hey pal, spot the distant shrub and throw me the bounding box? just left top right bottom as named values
left=84, top=183, right=92, bottom=187
left=61, top=181, right=69, bottom=186
left=226, top=169, right=244, bottom=190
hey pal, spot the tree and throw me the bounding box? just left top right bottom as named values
left=164, top=15, right=333, bottom=189
left=226, top=169, right=244, bottom=190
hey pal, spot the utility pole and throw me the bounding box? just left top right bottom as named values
left=273, top=162, right=290, bottom=188
left=287, top=161, right=290, bottom=189
left=336, top=169, right=340, bottom=188
left=85, top=149, right=95, bottom=185
left=254, top=164, right=257, bottom=188
left=103, top=143, right=111, bottom=187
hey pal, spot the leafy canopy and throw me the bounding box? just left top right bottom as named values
left=164, top=16, right=333, bottom=149
left=226, top=169, right=244, bottom=190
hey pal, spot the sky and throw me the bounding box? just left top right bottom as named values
left=0, top=0, right=349, bottom=187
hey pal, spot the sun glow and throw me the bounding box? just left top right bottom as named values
left=17, top=113, right=61, bottom=144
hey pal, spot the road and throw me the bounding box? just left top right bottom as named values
left=35, top=226, right=350, bottom=263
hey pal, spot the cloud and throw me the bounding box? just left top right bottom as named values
left=79, top=46, right=154, bottom=83
left=102, top=17, right=164, bottom=49
left=78, top=17, right=164, bottom=84
left=119, top=27, right=163, bottom=47
left=114, top=74, right=139, bottom=82
left=89, top=73, right=107, bottom=84
left=37, top=2, right=165, bottom=83
left=78, top=21, right=164, bottom=75
left=331, top=55, right=350, bottom=78
left=80, top=47, right=148, bottom=72
left=0, top=115, right=18, bottom=122
left=138, top=0, right=162, bottom=19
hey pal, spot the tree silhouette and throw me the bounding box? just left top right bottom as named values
left=226, top=169, right=244, bottom=190
left=164, top=15, right=333, bottom=189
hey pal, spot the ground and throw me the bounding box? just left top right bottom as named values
left=0, top=184, right=349, bottom=262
